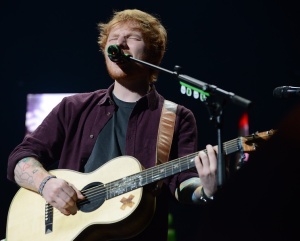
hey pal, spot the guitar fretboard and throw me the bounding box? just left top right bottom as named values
left=105, top=137, right=242, bottom=199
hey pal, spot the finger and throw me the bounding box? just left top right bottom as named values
left=194, top=155, right=202, bottom=171
left=69, top=183, right=85, bottom=200
left=60, top=208, right=72, bottom=216
left=206, top=145, right=217, bottom=171
left=206, top=144, right=215, bottom=156
left=202, top=145, right=215, bottom=165
left=198, top=150, right=212, bottom=176
left=199, top=150, right=209, bottom=165
left=213, top=145, right=218, bottom=154
left=62, top=183, right=77, bottom=198
left=47, top=199, right=72, bottom=216
left=53, top=190, right=75, bottom=206
left=50, top=185, right=78, bottom=215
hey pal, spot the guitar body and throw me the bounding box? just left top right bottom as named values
left=6, top=156, right=156, bottom=241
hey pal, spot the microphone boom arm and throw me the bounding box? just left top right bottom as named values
left=128, top=56, right=252, bottom=108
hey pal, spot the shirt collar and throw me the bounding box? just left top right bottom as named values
left=141, top=84, right=159, bottom=110
left=98, top=84, right=115, bottom=106
left=98, top=83, right=159, bottom=110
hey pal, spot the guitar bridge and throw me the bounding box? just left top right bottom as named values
left=45, top=203, right=53, bottom=234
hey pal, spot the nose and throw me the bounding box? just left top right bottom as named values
left=117, top=36, right=128, bottom=48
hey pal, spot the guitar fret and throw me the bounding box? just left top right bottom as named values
left=223, top=138, right=241, bottom=155
left=149, top=166, right=167, bottom=181
left=107, top=173, right=146, bottom=199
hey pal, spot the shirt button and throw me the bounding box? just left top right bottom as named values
left=90, top=135, right=94, bottom=138
left=107, top=112, right=111, bottom=116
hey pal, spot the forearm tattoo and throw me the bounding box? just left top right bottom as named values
left=15, top=157, right=43, bottom=186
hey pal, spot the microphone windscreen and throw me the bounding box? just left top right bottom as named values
left=107, top=45, right=120, bottom=56
left=107, top=45, right=122, bottom=62
left=273, top=86, right=287, bottom=99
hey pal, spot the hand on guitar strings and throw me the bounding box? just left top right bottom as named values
left=42, top=178, right=85, bottom=215
left=194, top=144, right=218, bottom=198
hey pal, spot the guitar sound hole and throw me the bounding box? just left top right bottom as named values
left=79, top=182, right=106, bottom=213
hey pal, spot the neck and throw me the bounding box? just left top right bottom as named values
left=113, top=80, right=151, bottom=102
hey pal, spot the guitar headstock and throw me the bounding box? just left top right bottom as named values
left=241, top=129, right=277, bottom=152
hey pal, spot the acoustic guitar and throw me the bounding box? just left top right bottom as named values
left=6, top=130, right=275, bottom=241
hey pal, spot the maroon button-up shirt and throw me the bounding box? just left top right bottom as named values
left=7, top=83, right=199, bottom=240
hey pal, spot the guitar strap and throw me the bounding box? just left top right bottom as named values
left=154, top=99, right=178, bottom=192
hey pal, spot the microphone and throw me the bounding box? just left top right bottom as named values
left=273, top=86, right=300, bottom=99
left=107, top=45, right=131, bottom=62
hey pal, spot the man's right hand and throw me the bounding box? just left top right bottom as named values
left=41, top=177, right=85, bottom=215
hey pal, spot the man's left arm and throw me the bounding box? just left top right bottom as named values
left=176, top=145, right=218, bottom=204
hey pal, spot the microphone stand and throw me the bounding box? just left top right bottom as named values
left=125, top=55, right=252, bottom=187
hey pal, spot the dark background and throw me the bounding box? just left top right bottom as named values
left=1, top=0, right=300, bottom=240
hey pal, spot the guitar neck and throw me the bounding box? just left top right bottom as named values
left=105, top=137, right=242, bottom=199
